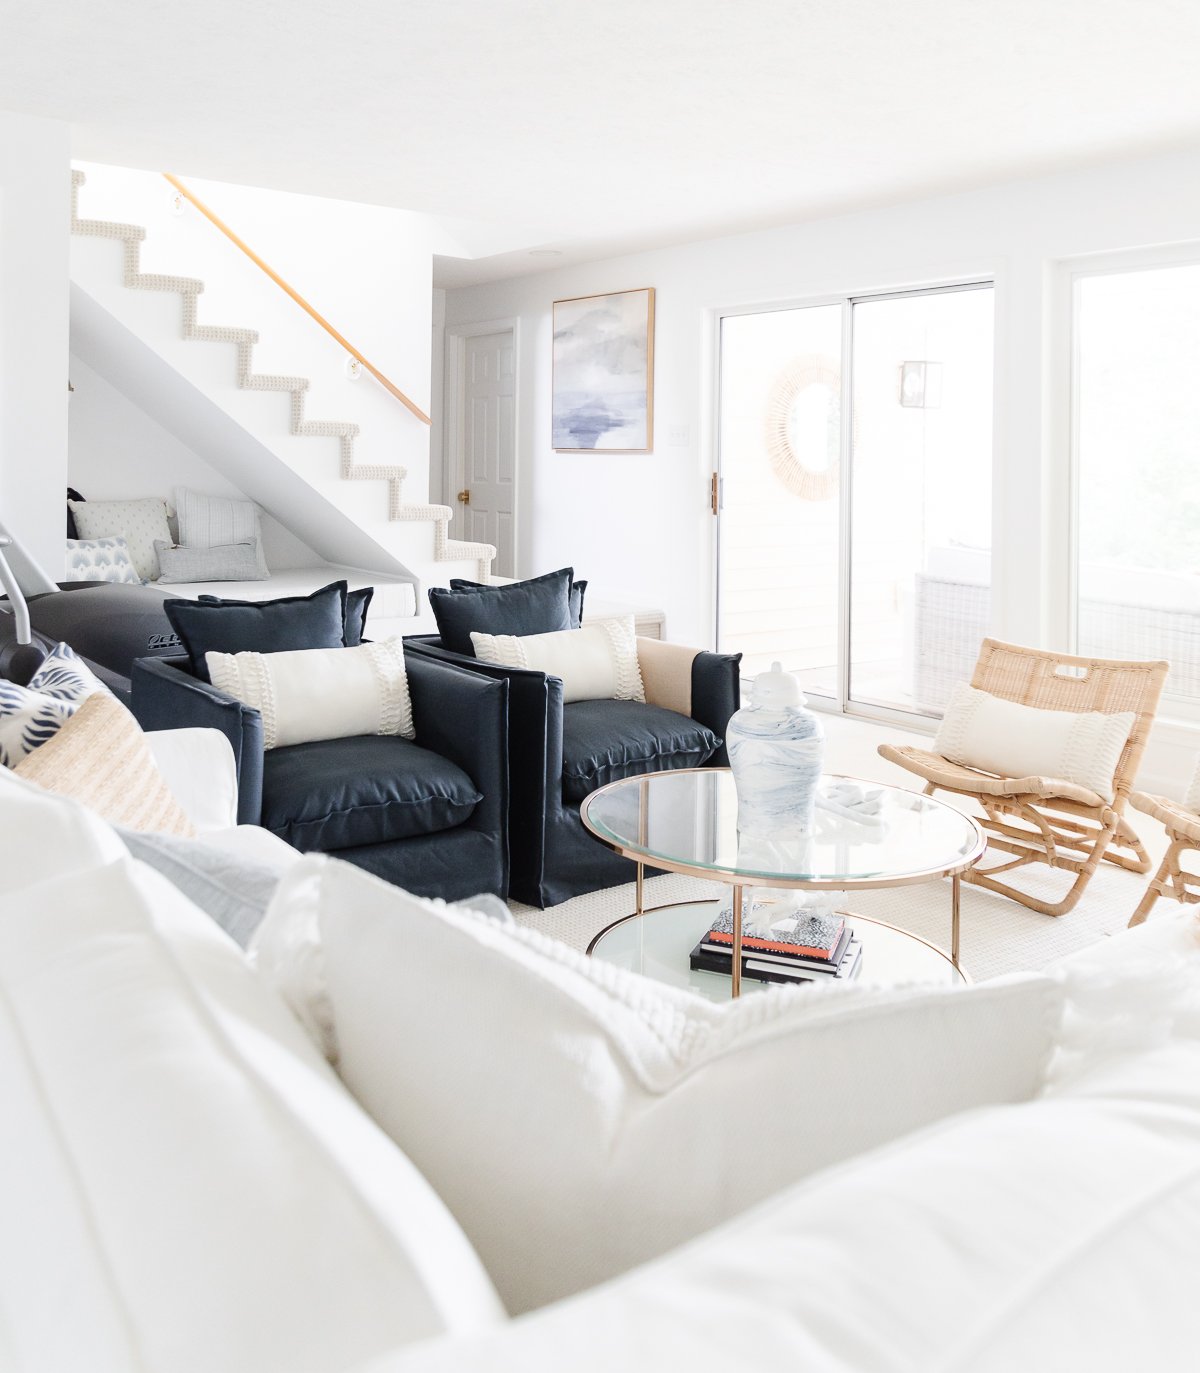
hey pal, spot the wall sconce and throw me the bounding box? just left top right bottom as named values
left=166, top=188, right=186, bottom=217
left=345, top=356, right=363, bottom=381
left=899, top=361, right=942, bottom=408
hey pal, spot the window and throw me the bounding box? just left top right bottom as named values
left=717, top=283, right=995, bottom=719
left=1074, top=261, right=1200, bottom=702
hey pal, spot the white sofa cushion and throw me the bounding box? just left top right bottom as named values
left=0, top=761, right=126, bottom=894
left=365, top=1036, right=1200, bottom=1373
left=934, top=680, right=1135, bottom=802
left=0, top=856, right=503, bottom=1373
left=252, top=856, right=1065, bottom=1315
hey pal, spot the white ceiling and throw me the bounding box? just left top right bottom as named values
left=4, top=0, right=1200, bottom=286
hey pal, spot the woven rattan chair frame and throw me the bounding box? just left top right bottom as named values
left=879, top=638, right=1169, bottom=918
left=1127, top=790, right=1200, bottom=926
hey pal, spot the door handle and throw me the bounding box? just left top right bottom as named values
left=457, top=489, right=470, bottom=505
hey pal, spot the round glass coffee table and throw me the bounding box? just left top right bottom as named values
left=580, top=769, right=985, bottom=1001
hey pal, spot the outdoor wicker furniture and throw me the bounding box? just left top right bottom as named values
left=878, top=638, right=1168, bottom=918
left=1127, top=781, right=1200, bottom=926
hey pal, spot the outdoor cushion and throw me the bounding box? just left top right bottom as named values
left=560, top=699, right=721, bottom=804
left=260, top=735, right=481, bottom=851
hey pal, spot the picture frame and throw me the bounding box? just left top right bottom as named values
left=552, top=287, right=655, bottom=452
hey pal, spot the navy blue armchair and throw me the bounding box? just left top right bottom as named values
left=131, top=648, right=510, bottom=902
left=405, top=635, right=740, bottom=907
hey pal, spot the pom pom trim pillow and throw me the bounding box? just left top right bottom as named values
left=471, top=616, right=645, bottom=703
left=933, top=682, right=1135, bottom=803
left=206, top=640, right=414, bottom=749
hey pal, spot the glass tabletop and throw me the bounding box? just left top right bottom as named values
left=589, top=901, right=965, bottom=1000
left=581, top=769, right=984, bottom=888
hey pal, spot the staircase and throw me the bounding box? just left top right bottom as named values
left=68, top=167, right=494, bottom=599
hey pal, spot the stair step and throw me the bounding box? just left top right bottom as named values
left=69, top=168, right=495, bottom=582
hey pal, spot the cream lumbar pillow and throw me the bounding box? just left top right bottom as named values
left=15, top=692, right=197, bottom=837
left=470, top=616, right=645, bottom=703
left=205, top=639, right=414, bottom=750
left=933, top=682, right=1135, bottom=803
left=252, top=854, right=1065, bottom=1316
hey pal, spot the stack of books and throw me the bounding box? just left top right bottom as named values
left=689, top=907, right=862, bottom=986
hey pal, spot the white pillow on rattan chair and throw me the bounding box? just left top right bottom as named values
left=934, top=682, right=1135, bottom=803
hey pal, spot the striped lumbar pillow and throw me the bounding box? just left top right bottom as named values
left=174, top=487, right=270, bottom=578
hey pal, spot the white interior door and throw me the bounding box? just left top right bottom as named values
left=458, top=330, right=516, bottom=576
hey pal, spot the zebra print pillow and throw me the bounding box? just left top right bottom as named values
left=0, top=643, right=108, bottom=769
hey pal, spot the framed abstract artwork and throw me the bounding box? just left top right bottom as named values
left=552, top=287, right=655, bottom=452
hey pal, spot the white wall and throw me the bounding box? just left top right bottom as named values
left=67, top=352, right=319, bottom=570
left=442, top=145, right=1200, bottom=664
left=0, top=113, right=70, bottom=572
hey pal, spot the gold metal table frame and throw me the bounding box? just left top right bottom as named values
left=580, top=768, right=986, bottom=997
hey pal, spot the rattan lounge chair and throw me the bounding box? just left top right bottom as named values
left=1127, top=781, right=1200, bottom=926
left=878, top=638, right=1169, bottom=917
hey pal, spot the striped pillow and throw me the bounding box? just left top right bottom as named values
left=0, top=643, right=107, bottom=769
left=174, top=487, right=269, bottom=578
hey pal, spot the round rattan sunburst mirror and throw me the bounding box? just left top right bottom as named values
left=763, top=355, right=841, bottom=501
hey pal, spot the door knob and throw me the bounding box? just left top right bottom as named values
left=457, top=489, right=470, bottom=504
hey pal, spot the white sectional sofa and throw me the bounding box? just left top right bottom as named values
left=3, top=736, right=1200, bottom=1372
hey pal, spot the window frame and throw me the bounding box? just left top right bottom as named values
left=1060, top=242, right=1200, bottom=721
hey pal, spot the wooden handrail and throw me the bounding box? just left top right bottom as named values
left=162, top=173, right=431, bottom=426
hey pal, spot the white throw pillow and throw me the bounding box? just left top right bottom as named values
left=175, top=486, right=270, bottom=577
left=0, top=858, right=503, bottom=1373
left=0, top=641, right=108, bottom=767
left=253, top=856, right=1064, bottom=1315
left=934, top=681, right=1135, bottom=802
left=470, top=616, right=645, bottom=703
left=368, top=1038, right=1200, bottom=1373
left=64, top=535, right=142, bottom=584
left=206, top=639, right=414, bottom=749
left=68, top=497, right=173, bottom=581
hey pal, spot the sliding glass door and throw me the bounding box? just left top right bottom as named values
left=717, top=282, right=994, bottom=720
left=1073, top=260, right=1200, bottom=703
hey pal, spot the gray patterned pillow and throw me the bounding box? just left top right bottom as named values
left=154, top=539, right=265, bottom=584
left=64, top=537, right=142, bottom=585
left=67, top=498, right=173, bottom=580
left=0, top=642, right=108, bottom=768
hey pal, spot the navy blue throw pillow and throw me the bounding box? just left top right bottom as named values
left=167, top=580, right=349, bottom=680
left=343, top=586, right=374, bottom=645
left=195, top=582, right=374, bottom=647
left=430, top=567, right=575, bottom=656
left=450, top=573, right=587, bottom=629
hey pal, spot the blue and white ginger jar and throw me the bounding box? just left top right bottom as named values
left=727, top=661, right=824, bottom=835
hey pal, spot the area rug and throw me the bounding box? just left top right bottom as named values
left=512, top=859, right=1158, bottom=983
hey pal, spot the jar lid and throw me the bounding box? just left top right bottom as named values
left=752, top=661, right=806, bottom=709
